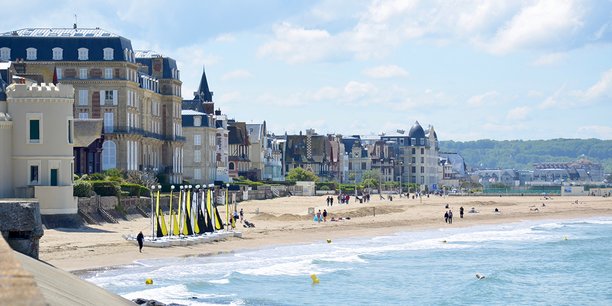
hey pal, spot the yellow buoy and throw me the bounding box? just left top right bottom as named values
left=145, top=278, right=153, bottom=285
left=564, top=236, right=568, bottom=241
left=310, top=274, right=320, bottom=284
left=326, top=239, right=332, bottom=243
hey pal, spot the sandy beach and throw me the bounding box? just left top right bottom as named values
left=39, top=195, right=612, bottom=272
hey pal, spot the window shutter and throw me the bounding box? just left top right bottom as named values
left=113, top=90, right=118, bottom=105
left=100, top=90, right=106, bottom=105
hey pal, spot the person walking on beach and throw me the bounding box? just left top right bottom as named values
left=317, top=210, right=322, bottom=223
left=136, top=231, right=144, bottom=253
left=459, top=206, right=464, bottom=218
left=444, top=211, right=449, bottom=223
left=330, top=197, right=334, bottom=206
left=323, top=209, right=328, bottom=222
left=448, top=210, right=453, bottom=224
left=239, top=208, right=244, bottom=224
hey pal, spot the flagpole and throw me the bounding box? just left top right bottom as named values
left=150, top=185, right=156, bottom=240
left=169, top=185, right=174, bottom=237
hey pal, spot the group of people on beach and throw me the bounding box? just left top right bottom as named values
left=315, top=209, right=328, bottom=222
left=443, top=204, right=467, bottom=224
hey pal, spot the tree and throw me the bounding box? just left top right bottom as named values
left=286, top=167, right=319, bottom=182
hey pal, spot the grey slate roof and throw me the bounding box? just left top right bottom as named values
left=408, top=121, right=425, bottom=139
left=73, top=119, right=103, bottom=147
left=0, top=28, right=133, bottom=62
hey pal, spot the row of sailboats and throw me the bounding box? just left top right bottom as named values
left=126, top=184, right=239, bottom=248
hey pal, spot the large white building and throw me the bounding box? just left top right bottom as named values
left=0, top=73, right=79, bottom=225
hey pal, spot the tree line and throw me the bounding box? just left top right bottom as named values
left=439, top=138, right=612, bottom=173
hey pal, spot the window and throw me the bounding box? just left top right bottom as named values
left=194, top=134, right=201, bottom=146
left=27, top=113, right=42, bottom=144
left=104, top=68, right=112, bottom=79
left=79, top=68, right=87, bottom=79
left=103, top=90, right=117, bottom=105
left=78, top=90, right=88, bottom=105
left=102, top=141, right=116, bottom=170
left=194, top=150, right=201, bottom=162
left=52, top=47, right=63, bottom=60
left=79, top=112, right=88, bottom=119
left=420, top=157, right=424, bottom=163
left=78, top=48, right=89, bottom=60
left=421, top=166, right=425, bottom=173
left=194, top=168, right=201, bottom=180
left=50, top=169, right=58, bottom=186
left=421, top=148, right=424, bottom=154
left=103, top=48, right=113, bottom=60
left=194, top=116, right=201, bottom=126
left=26, top=48, right=37, bottom=60
left=412, top=148, right=416, bottom=154
left=104, top=112, right=114, bottom=133
left=229, top=162, right=235, bottom=170
left=362, top=162, right=366, bottom=170
left=67, top=118, right=73, bottom=144
left=29, top=164, right=40, bottom=185
left=56, top=68, right=62, bottom=80
left=0, top=47, right=9, bottom=61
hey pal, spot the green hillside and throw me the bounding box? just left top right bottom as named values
left=439, top=139, right=612, bottom=173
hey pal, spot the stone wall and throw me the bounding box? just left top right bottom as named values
left=0, top=200, right=44, bottom=259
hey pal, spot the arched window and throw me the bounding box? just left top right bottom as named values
left=229, top=162, right=235, bottom=170
left=78, top=48, right=89, bottom=60
left=26, top=48, right=37, bottom=60
left=102, top=140, right=116, bottom=170
left=52, top=47, right=63, bottom=60
left=0, top=47, right=10, bottom=61
left=103, top=48, right=113, bottom=60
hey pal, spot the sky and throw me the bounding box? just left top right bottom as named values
left=3, top=0, right=612, bottom=141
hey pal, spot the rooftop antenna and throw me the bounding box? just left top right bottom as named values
left=73, top=14, right=77, bottom=29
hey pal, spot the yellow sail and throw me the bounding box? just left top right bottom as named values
left=156, top=189, right=168, bottom=236
left=172, top=212, right=180, bottom=235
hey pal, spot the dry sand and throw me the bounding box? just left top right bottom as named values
left=39, top=195, right=612, bottom=272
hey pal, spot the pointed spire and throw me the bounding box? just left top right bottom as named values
left=52, top=66, right=58, bottom=85
left=197, top=66, right=213, bottom=102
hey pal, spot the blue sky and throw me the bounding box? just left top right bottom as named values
left=4, top=0, right=612, bottom=140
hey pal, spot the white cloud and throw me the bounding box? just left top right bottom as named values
left=577, top=125, right=612, bottom=140
left=583, top=69, right=612, bottom=100
left=532, top=52, right=567, bottom=66
left=221, top=69, right=253, bottom=81
left=217, top=91, right=242, bottom=103
left=363, top=65, right=409, bottom=78
left=215, top=33, right=236, bottom=43
left=484, top=0, right=584, bottom=54
left=467, top=91, right=499, bottom=107
left=344, top=81, right=378, bottom=101
left=257, top=22, right=335, bottom=63
left=506, top=106, right=530, bottom=120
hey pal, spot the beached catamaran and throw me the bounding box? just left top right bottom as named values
left=125, top=184, right=240, bottom=248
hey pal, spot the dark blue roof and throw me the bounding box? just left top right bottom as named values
left=135, top=51, right=179, bottom=80
left=0, top=28, right=133, bottom=62
left=181, top=112, right=212, bottom=127
left=195, top=66, right=213, bottom=102
left=408, top=121, right=426, bottom=139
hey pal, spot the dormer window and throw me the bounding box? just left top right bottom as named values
left=103, top=48, right=113, bottom=60
left=194, top=116, right=202, bottom=127
left=0, top=47, right=10, bottom=61
left=78, top=48, right=89, bottom=60
left=26, top=48, right=37, bottom=60
left=52, top=47, right=63, bottom=60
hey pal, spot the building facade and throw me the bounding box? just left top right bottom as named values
left=0, top=28, right=185, bottom=183
left=0, top=78, right=78, bottom=222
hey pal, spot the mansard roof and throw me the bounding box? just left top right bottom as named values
left=0, top=28, right=133, bottom=62
left=134, top=50, right=179, bottom=80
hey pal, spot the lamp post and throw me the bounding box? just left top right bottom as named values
left=379, top=158, right=384, bottom=196
left=399, top=161, right=403, bottom=195
left=150, top=185, right=156, bottom=240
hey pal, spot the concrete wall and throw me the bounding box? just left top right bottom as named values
left=34, top=186, right=76, bottom=215
left=0, top=120, right=13, bottom=197
left=0, top=200, right=43, bottom=259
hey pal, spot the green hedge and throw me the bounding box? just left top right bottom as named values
left=90, top=180, right=121, bottom=197
left=120, top=183, right=149, bottom=197
left=316, top=182, right=337, bottom=190
left=73, top=180, right=94, bottom=197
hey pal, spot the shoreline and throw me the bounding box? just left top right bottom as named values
left=39, top=195, right=612, bottom=273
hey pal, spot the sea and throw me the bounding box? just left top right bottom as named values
left=85, top=217, right=612, bottom=306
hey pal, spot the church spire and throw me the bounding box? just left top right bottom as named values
left=197, top=66, right=213, bottom=102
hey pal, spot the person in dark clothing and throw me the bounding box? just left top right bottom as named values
left=136, top=231, right=144, bottom=253
left=444, top=211, right=449, bottom=223
left=459, top=206, right=464, bottom=218
left=448, top=210, right=453, bottom=224
left=323, top=209, right=328, bottom=222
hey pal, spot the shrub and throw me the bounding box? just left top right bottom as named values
left=86, top=173, right=106, bottom=181
left=121, top=183, right=149, bottom=197
left=316, top=182, right=336, bottom=190
left=91, top=181, right=121, bottom=197
left=103, top=168, right=124, bottom=180
left=319, top=185, right=330, bottom=191
left=73, top=180, right=94, bottom=197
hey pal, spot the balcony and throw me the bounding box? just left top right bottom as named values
left=105, top=126, right=185, bottom=142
